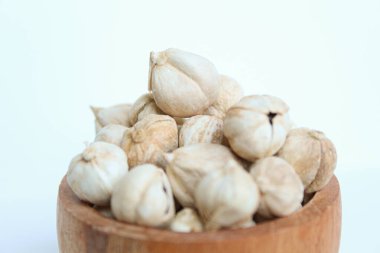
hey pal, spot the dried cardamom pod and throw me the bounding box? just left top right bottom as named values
left=224, top=95, right=292, bottom=161
left=277, top=128, right=337, bottom=193
left=67, top=142, right=129, bottom=206
left=121, top=114, right=178, bottom=168
left=111, top=164, right=175, bottom=227
left=250, top=157, right=304, bottom=218
left=179, top=115, right=223, bottom=147
left=169, top=208, right=203, bottom=233
left=127, top=93, right=163, bottom=126
left=204, top=75, right=244, bottom=119
left=148, top=48, right=220, bottom=117
left=195, top=160, right=260, bottom=231
left=91, top=103, right=132, bottom=132
left=94, top=124, right=128, bottom=146
left=165, top=144, right=240, bottom=208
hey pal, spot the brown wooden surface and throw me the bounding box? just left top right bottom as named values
left=57, top=176, right=341, bottom=253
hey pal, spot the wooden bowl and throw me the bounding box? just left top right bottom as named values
left=57, top=176, right=341, bottom=253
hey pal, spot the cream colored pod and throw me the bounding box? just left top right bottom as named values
left=165, top=143, right=239, bottom=208
left=204, top=75, right=244, bottom=119
left=67, top=142, right=129, bottom=206
left=127, top=93, right=163, bottom=126
left=194, top=160, right=260, bottom=231
left=91, top=103, right=132, bottom=133
left=169, top=208, right=203, bottom=233
left=121, top=114, right=178, bottom=168
left=224, top=95, right=292, bottom=161
left=249, top=157, right=304, bottom=218
left=277, top=128, right=337, bottom=193
left=179, top=115, right=223, bottom=147
left=94, top=124, right=128, bottom=146
left=111, top=164, right=175, bottom=227
left=148, top=48, right=220, bottom=117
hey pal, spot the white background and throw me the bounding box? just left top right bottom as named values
left=1, top=0, right=379, bottom=252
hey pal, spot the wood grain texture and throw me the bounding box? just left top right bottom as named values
left=57, top=176, right=341, bottom=253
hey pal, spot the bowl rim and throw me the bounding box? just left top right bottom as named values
left=58, top=175, right=340, bottom=243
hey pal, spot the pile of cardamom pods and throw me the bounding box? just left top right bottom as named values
left=66, top=48, right=337, bottom=232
